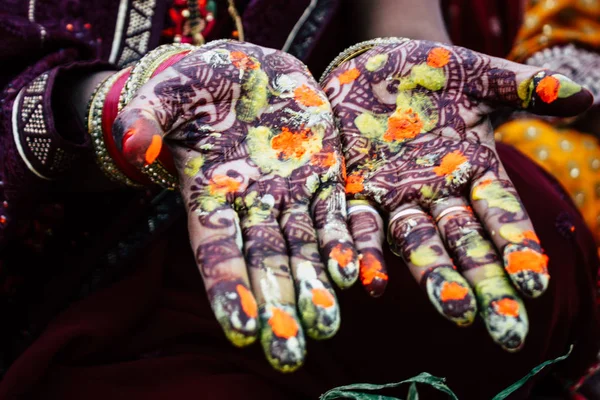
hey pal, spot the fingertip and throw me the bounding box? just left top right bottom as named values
left=114, top=108, right=164, bottom=169
left=483, top=295, right=529, bottom=352
left=364, top=278, right=388, bottom=298
left=208, top=280, right=260, bottom=347
left=326, top=242, right=359, bottom=289
left=424, top=267, right=477, bottom=327
left=295, top=262, right=341, bottom=340
left=358, top=250, right=389, bottom=297
left=299, top=292, right=341, bottom=340
left=528, top=71, right=593, bottom=117
left=503, top=244, right=550, bottom=298
left=260, top=305, right=306, bottom=372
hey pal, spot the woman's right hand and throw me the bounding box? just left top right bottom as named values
left=322, top=38, right=592, bottom=351
left=113, top=42, right=358, bottom=372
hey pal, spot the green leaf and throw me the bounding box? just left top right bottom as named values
left=320, top=372, right=458, bottom=400
left=491, top=345, right=573, bottom=400
left=320, top=345, right=573, bottom=400
left=407, top=383, right=419, bottom=400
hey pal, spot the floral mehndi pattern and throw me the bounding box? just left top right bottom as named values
left=322, top=39, right=592, bottom=351
left=114, top=42, right=358, bottom=372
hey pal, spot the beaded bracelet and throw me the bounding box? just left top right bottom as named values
left=87, top=68, right=144, bottom=187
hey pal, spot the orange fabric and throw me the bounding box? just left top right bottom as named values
left=495, top=118, right=600, bottom=242
left=508, top=0, right=600, bottom=62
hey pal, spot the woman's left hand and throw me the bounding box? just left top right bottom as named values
left=322, top=38, right=592, bottom=351
left=113, top=41, right=357, bottom=372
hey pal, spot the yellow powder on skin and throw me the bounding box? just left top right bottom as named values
left=184, top=155, right=205, bottom=177
left=472, top=179, right=522, bottom=213
left=399, top=64, right=446, bottom=92
left=410, top=246, right=439, bottom=267
left=365, top=54, right=389, bottom=72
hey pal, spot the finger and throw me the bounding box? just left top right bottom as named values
left=312, top=182, right=359, bottom=289
left=239, top=196, right=306, bottom=373
left=346, top=200, right=389, bottom=297
left=455, top=45, right=594, bottom=116
left=431, top=199, right=529, bottom=352
left=280, top=202, right=340, bottom=340
left=186, top=204, right=259, bottom=348
left=471, top=169, right=549, bottom=298
left=387, top=205, right=477, bottom=327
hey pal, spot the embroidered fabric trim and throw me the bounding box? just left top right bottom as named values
left=11, top=72, right=78, bottom=180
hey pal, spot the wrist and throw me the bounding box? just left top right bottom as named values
left=351, top=0, right=451, bottom=44
left=87, top=44, right=193, bottom=189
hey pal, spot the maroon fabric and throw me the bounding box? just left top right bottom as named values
left=443, top=0, right=525, bottom=58
left=0, top=144, right=597, bottom=400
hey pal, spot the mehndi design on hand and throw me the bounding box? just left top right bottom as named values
left=322, top=39, right=592, bottom=351
left=114, top=41, right=358, bottom=372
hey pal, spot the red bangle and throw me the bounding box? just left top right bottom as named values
left=102, top=69, right=153, bottom=185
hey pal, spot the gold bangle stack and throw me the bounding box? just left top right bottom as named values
left=319, top=37, right=408, bottom=83
left=119, top=43, right=197, bottom=190
left=87, top=68, right=142, bottom=188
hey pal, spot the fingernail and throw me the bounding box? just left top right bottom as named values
left=423, top=266, right=477, bottom=326
left=208, top=280, right=259, bottom=347
left=327, top=242, right=359, bottom=289
left=296, top=261, right=340, bottom=339
left=260, top=304, right=306, bottom=372
left=359, top=250, right=388, bottom=297
left=504, top=243, right=550, bottom=298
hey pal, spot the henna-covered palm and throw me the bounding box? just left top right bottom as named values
left=322, top=38, right=592, bottom=351
left=113, top=41, right=359, bottom=372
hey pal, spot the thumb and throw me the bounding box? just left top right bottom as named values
left=461, top=47, right=593, bottom=117
left=113, top=106, right=166, bottom=169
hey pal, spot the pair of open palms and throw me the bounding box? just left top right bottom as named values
left=113, top=39, right=591, bottom=372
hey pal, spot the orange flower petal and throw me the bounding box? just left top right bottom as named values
left=506, top=250, right=548, bottom=274
left=492, top=298, right=520, bottom=317
left=329, top=244, right=354, bottom=268
left=440, top=281, right=469, bottom=301
left=345, top=173, right=364, bottom=194
left=427, top=47, right=451, bottom=68
left=268, top=308, right=299, bottom=339
left=236, top=284, right=258, bottom=318
left=338, top=68, right=361, bottom=84
left=311, top=288, right=335, bottom=308
left=144, top=134, right=163, bottom=165
left=536, top=75, right=560, bottom=104
left=230, top=50, right=259, bottom=70
left=359, top=253, right=388, bottom=286
left=383, top=109, right=423, bottom=142
left=294, top=84, right=324, bottom=107
left=209, top=174, right=241, bottom=195
left=433, top=150, right=468, bottom=176
left=271, top=127, right=314, bottom=160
